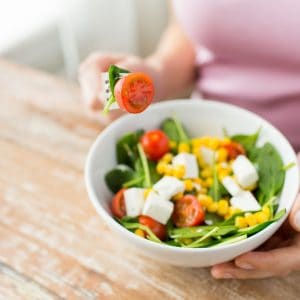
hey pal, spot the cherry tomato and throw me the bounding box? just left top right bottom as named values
left=114, top=72, right=154, bottom=113
left=172, top=195, right=205, bottom=228
left=139, top=215, right=167, bottom=241
left=140, top=130, right=170, bottom=161
left=111, top=188, right=126, bottom=218
left=224, top=142, right=246, bottom=160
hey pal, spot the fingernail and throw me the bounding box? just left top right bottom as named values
left=295, top=211, right=300, bottom=231
left=238, top=263, right=254, bottom=270
left=223, top=273, right=234, bottom=279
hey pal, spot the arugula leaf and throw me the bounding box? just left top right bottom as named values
left=103, top=65, right=130, bottom=113
left=105, top=164, right=135, bottom=193
left=231, top=128, right=261, bottom=154
left=253, top=143, right=285, bottom=205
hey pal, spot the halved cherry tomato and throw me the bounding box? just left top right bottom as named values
left=139, top=215, right=167, bottom=241
left=114, top=72, right=154, bottom=113
left=111, top=188, right=126, bottom=218
left=140, top=129, right=170, bottom=161
left=172, top=195, right=205, bottom=227
left=224, top=142, right=246, bottom=160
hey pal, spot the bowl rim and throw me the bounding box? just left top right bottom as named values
left=85, top=99, right=300, bottom=253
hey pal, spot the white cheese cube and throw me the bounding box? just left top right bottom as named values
left=172, top=153, right=199, bottom=178
left=230, top=191, right=261, bottom=212
left=142, top=191, right=174, bottom=224
left=222, top=176, right=243, bottom=196
left=232, top=155, right=259, bottom=189
left=153, top=176, right=185, bottom=201
left=124, top=188, right=145, bottom=217
left=199, top=146, right=215, bottom=166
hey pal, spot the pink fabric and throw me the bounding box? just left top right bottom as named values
left=173, top=0, right=300, bottom=150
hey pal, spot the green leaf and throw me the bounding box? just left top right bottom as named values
left=103, top=65, right=130, bottom=113
left=105, top=164, right=135, bottom=193
left=137, top=143, right=152, bottom=188
left=204, top=213, right=223, bottom=225
left=231, top=128, right=261, bottom=154
left=116, top=130, right=144, bottom=167
left=160, top=117, right=189, bottom=143
left=253, top=143, right=285, bottom=205
left=238, top=208, right=286, bottom=236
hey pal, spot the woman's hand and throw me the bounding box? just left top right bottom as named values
left=211, top=154, right=300, bottom=279
left=78, top=52, right=160, bottom=112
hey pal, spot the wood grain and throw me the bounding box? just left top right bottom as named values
left=0, top=59, right=299, bottom=300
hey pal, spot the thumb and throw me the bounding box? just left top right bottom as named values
left=289, top=153, right=300, bottom=231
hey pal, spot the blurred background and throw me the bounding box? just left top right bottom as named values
left=0, top=0, right=169, bottom=79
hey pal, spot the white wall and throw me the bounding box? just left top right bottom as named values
left=0, top=0, right=169, bottom=78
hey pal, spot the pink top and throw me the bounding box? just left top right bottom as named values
left=173, top=0, right=300, bottom=150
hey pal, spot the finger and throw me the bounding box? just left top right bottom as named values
left=289, top=193, right=300, bottom=232
left=234, top=247, right=299, bottom=275
left=211, top=262, right=272, bottom=279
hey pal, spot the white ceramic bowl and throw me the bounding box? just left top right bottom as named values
left=85, top=99, right=299, bottom=267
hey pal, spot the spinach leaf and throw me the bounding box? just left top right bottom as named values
left=137, top=143, right=152, bottom=188
left=204, top=212, right=223, bottom=225
left=160, top=117, right=189, bottom=143
left=105, top=164, right=135, bottom=193
left=253, top=143, right=285, bottom=205
left=116, top=130, right=144, bottom=167
left=103, top=65, right=130, bottom=113
left=231, top=128, right=261, bottom=154
left=148, top=160, right=161, bottom=184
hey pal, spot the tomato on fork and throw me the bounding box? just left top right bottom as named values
left=114, top=72, right=154, bottom=113
left=172, top=195, right=205, bottom=228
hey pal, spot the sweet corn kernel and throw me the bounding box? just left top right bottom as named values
left=224, top=213, right=232, bottom=220
left=193, top=178, right=203, bottom=185
left=162, top=153, right=173, bottom=163
left=156, top=162, right=167, bottom=174
left=207, top=138, right=220, bottom=150
left=217, top=199, right=229, bottom=216
left=255, top=211, right=269, bottom=224
left=201, top=167, right=212, bottom=178
left=134, top=229, right=145, bottom=238
left=191, top=138, right=202, bottom=148
left=169, top=140, right=177, bottom=150
left=172, top=165, right=186, bottom=179
left=244, top=183, right=257, bottom=191
left=197, top=156, right=206, bottom=168
left=173, top=192, right=184, bottom=201
left=205, top=177, right=213, bottom=187
left=220, top=137, right=231, bottom=146
left=144, top=189, right=152, bottom=199
left=218, top=169, right=231, bottom=181
left=262, top=206, right=271, bottom=219
left=184, top=179, right=194, bottom=191
left=178, top=142, right=190, bottom=153
left=199, top=136, right=210, bottom=146
left=235, top=216, right=248, bottom=228
left=198, top=194, right=213, bottom=208
left=164, top=164, right=173, bottom=176
left=245, top=214, right=258, bottom=227
left=197, top=187, right=208, bottom=195
left=207, top=202, right=218, bottom=213
left=217, top=148, right=228, bottom=162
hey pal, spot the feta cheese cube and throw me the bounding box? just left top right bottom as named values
left=172, top=153, right=199, bottom=178
left=222, top=176, right=243, bottom=196
left=230, top=191, right=261, bottom=212
left=142, top=191, right=174, bottom=224
left=153, top=176, right=185, bottom=201
left=199, top=146, right=215, bottom=166
left=232, top=155, right=259, bottom=189
left=124, top=188, right=145, bottom=217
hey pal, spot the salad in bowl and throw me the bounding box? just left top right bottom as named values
left=105, top=116, right=289, bottom=248
left=85, top=100, right=299, bottom=266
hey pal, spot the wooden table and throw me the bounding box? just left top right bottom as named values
left=0, top=60, right=299, bottom=300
